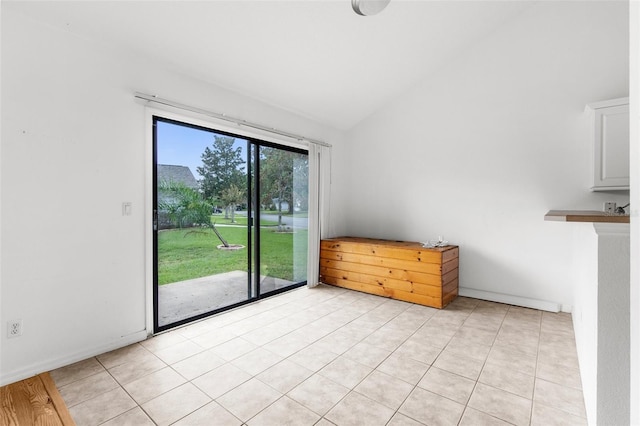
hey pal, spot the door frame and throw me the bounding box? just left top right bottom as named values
left=252, top=141, right=309, bottom=302
left=145, top=107, right=309, bottom=335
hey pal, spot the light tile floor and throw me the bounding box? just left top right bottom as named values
left=50, top=284, right=587, bottom=425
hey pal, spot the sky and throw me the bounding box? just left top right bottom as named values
left=156, top=120, right=247, bottom=180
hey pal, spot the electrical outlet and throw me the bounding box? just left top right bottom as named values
left=7, top=320, right=23, bottom=338
left=604, top=202, right=616, bottom=213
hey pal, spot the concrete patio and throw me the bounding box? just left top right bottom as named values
left=158, top=270, right=294, bottom=326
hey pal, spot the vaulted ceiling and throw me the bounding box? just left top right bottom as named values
left=5, top=1, right=534, bottom=130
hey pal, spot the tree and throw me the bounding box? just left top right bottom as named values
left=260, top=148, right=295, bottom=230
left=293, top=155, right=309, bottom=212
left=197, top=135, right=245, bottom=204
left=220, top=184, right=245, bottom=223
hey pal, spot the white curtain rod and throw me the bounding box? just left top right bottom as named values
left=134, top=92, right=331, bottom=148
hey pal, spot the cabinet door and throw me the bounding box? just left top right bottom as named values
left=593, top=103, right=629, bottom=190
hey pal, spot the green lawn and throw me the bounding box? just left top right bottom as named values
left=158, top=226, right=307, bottom=285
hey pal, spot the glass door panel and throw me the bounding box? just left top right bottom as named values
left=258, top=146, right=308, bottom=296
left=154, top=117, right=251, bottom=331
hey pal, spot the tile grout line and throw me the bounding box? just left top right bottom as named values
left=179, top=288, right=361, bottom=424
left=248, top=295, right=409, bottom=423
left=244, top=293, right=422, bottom=424
left=530, top=306, right=543, bottom=426
left=319, top=305, right=423, bottom=424
left=95, top=350, right=161, bottom=426
left=51, top=288, right=585, bottom=426
left=456, top=301, right=508, bottom=425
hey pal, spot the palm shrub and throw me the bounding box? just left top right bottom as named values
left=158, top=181, right=212, bottom=228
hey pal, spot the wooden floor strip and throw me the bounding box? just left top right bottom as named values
left=0, top=373, right=75, bottom=425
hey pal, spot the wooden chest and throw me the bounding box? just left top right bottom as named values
left=319, top=237, right=459, bottom=309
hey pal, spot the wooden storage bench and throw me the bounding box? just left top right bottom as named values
left=319, top=237, right=459, bottom=309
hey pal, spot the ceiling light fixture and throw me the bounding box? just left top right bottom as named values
left=352, top=0, right=391, bottom=16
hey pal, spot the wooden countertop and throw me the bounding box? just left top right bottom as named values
left=545, top=210, right=630, bottom=224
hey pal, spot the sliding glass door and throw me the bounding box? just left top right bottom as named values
left=255, top=145, right=309, bottom=297
left=153, top=116, right=307, bottom=332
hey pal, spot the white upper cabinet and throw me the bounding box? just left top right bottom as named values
left=586, top=97, right=629, bottom=191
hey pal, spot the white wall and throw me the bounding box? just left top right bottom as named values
left=596, top=224, right=630, bottom=425
left=571, top=223, right=630, bottom=425
left=570, top=223, right=599, bottom=423
left=0, top=8, right=342, bottom=385
left=341, top=1, right=629, bottom=311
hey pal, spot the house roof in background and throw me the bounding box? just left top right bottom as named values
left=4, top=0, right=534, bottom=130
left=157, top=164, right=199, bottom=189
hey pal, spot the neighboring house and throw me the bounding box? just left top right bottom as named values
left=157, top=164, right=199, bottom=229
left=271, top=198, right=289, bottom=212
left=157, top=164, right=199, bottom=190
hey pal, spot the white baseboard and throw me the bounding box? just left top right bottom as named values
left=459, top=287, right=562, bottom=313
left=0, top=329, right=148, bottom=386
